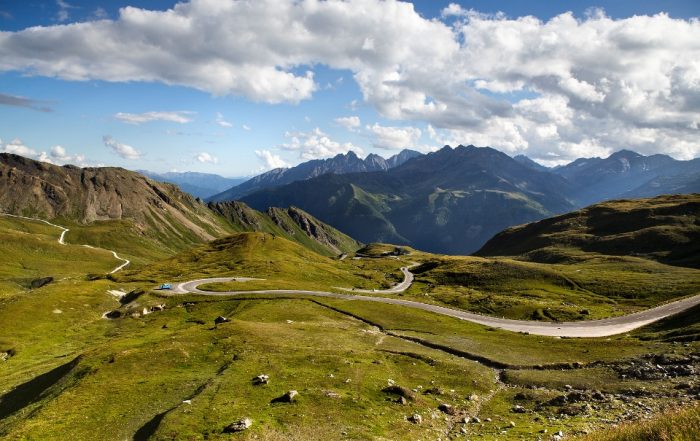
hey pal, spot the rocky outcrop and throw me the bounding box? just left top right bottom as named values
left=0, top=153, right=227, bottom=245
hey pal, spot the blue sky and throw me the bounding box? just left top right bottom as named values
left=1, top=0, right=699, bottom=176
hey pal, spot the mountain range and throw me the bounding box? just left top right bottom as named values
left=209, top=149, right=421, bottom=201
left=139, top=170, right=245, bottom=200
left=225, top=146, right=700, bottom=254
left=240, top=145, right=575, bottom=254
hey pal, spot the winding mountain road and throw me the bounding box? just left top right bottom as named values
left=167, top=268, right=700, bottom=338
left=1, top=213, right=130, bottom=274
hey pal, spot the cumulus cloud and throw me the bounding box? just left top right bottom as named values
left=103, top=135, right=142, bottom=160
left=1, top=138, right=37, bottom=157
left=0, top=1, right=699, bottom=160
left=0, top=139, right=86, bottom=165
left=281, top=128, right=362, bottom=160
left=366, top=123, right=422, bottom=150
left=334, top=116, right=361, bottom=131
left=114, top=111, right=194, bottom=125
left=255, top=149, right=288, bottom=170
left=196, top=151, right=218, bottom=164
left=48, top=145, right=87, bottom=165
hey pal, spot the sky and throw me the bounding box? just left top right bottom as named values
left=0, top=0, right=699, bottom=177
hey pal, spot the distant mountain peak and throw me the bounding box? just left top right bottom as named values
left=209, top=148, right=423, bottom=202
left=609, top=149, right=643, bottom=159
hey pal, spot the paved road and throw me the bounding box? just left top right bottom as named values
left=337, top=266, right=415, bottom=294
left=165, top=269, right=700, bottom=338
left=1, top=213, right=130, bottom=274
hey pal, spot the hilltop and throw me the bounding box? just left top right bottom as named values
left=476, top=193, right=700, bottom=268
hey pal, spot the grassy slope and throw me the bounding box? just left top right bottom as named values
left=0, top=217, right=122, bottom=297
left=578, top=405, right=700, bottom=441
left=2, top=211, right=700, bottom=439
left=476, top=193, right=700, bottom=268
left=113, top=232, right=400, bottom=292
left=401, top=253, right=700, bottom=321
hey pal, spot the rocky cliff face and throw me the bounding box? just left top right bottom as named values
left=208, top=199, right=361, bottom=256
left=0, top=153, right=228, bottom=242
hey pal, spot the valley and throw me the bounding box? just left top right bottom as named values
left=2, top=2, right=699, bottom=439
left=1, top=181, right=699, bottom=439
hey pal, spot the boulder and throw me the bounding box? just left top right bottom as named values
left=214, top=316, right=230, bottom=324
left=30, top=277, right=53, bottom=289
left=104, top=310, right=121, bottom=319
left=407, top=414, right=422, bottom=424
left=223, top=418, right=252, bottom=433
left=272, top=390, right=298, bottom=403
left=382, top=385, right=416, bottom=401
left=253, top=374, right=270, bottom=385
left=438, top=403, right=455, bottom=415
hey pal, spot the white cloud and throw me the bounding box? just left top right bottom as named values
left=114, top=111, right=194, bottom=125
left=215, top=112, right=233, bottom=128
left=255, top=149, right=288, bottom=170
left=49, top=145, right=85, bottom=164
left=56, top=0, right=76, bottom=22
left=242, top=124, right=251, bottom=131
left=281, top=128, right=363, bottom=160
left=196, top=151, right=218, bottom=164
left=334, top=116, right=361, bottom=131
left=0, top=2, right=699, bottom=160
left=1, top=139, right=87, bottom=165
left=216, top=113, right=233, bottom=129
left=103, top=135, right=142, bottom=160
left=366, top=123, right=422, bottom=150
left=1, top=138, right=37, bottom=157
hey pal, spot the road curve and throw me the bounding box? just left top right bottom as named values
left=337, top=266, right=415, bottom=294
left=165, top=271, right=700, bottom=338
left=0, top=213, right=130, bottom=274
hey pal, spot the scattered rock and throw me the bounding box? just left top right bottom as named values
left=324, top=390, right=341, bottom=398
left=223, top=418, right=252, bottom=433
left=119, top=288, right=144, bottom=305
left=471, top=416, right=481, bottom=424
left=546, top=395, right=568, bottom=407
left=253, top=374, right=270, bottom=385
left=407, top=414, right=422, bottom=424
left=103, top=310, right=121, bottom=319
left=214, top=316, right=230, bottom=324
left=438, top=403, right=455, bottom=415
left=512, top=404, right=526, bottom=413
left=30, top=277, right=53, bottom=289
left=150, top=304, right=165, bottom=312
left=508, top=421, right=516, bottom=428
left=272, top=390, right=298, bottom=403
left=397, top=396, right=408, bottom=405
left=424, top=386, right=445, bottom=395
left=382, top=385, right=416, bottom=401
